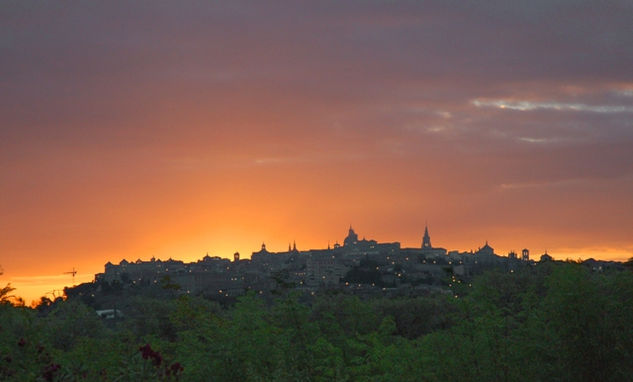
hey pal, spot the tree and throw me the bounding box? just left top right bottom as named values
left=0, top=284, right=15, bottom=303
left=0, top=266, right=16, bottom=303
left=543, top=266, right=633, bottom=381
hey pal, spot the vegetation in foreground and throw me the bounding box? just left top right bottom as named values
left=1, top=261, right=633, bottom=381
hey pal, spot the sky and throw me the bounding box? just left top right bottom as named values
left=1, top=0, right=632, bottom=303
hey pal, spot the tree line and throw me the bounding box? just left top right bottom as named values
left=1, top=261, right=633, bottom=381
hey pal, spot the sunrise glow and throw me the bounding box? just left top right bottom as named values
left=2, top=1, right=632, bottom=304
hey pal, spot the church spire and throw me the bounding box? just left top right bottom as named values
left=422, top=224, right=432, bottom=249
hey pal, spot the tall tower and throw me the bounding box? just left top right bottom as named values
left=522, top=248, right=529, bottom=261
left=422, top=225, right=432, bottom=249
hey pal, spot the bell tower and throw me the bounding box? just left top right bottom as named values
left=422, top=225, right=432, bottom=249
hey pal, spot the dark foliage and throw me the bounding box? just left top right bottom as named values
left=1, top=263, right=632, bottom=381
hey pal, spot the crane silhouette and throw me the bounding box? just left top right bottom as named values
left=63, top=267, right=77, bottom=284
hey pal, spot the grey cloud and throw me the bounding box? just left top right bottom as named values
left=472, top=99, right=633, bottom=113
left=2, top=0, right=632, bottom=189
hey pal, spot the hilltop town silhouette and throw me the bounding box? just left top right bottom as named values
left=65, top=226, right=623, bottom=305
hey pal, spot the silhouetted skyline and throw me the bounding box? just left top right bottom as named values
left=2, top=1, right=632, bottom=303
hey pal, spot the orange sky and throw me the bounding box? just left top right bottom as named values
left=2, top=1, right=632, bottom=304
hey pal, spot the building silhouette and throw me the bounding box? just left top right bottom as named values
left=92, top=225, right=549, bottom=300
left=422, top=225, right=432, bottom=249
